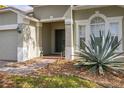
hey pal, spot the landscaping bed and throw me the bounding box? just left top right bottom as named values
left=0, top=59, right=124, bottom=88
left=32, top=60, right=124, bottom=88
left=0, top=71, right=99, bottom=88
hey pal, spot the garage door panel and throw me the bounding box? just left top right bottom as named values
left=0, top=30, right=17, bottom=61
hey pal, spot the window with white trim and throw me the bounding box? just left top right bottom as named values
left=76, top=13, right=123, bottom=52
left=90, top=17, right=105, bottom=44
left=109, top=22, right=119, bottom=51
left=79, top=25, right=85, bottom=49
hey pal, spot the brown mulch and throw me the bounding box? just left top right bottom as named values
left=32, top=60, right=124, bottom=88
left=0, top=72, right=14, bottom=88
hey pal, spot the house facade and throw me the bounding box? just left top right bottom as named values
left=0, top=5, right=124, bottom=62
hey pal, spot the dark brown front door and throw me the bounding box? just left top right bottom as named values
left=55, top=29, right=65, bottom=53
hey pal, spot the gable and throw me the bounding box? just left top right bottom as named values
left=34, top=5, right=70, bottom=20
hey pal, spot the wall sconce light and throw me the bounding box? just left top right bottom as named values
left=16, top=26, right=22, bottom=33
left=17, top=23, right=30, bottom=34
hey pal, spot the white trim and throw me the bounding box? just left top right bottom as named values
left=107, top=16, right=123, bottom=52
left=88, top=11, right=107, bottom=37
left=88, top=11, right=107, bottom=23
left=65, top=19, right=73, bottom=25
left=0, top=24, right=18, bottom=30
left=17, top=14, right=24, bottom=23
left=40, top=17, right=65, bottom=23
left=75, top=20, right=88, bottom=50
left=25, top=16, right=39, bottom=22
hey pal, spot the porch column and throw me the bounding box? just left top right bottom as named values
left=36, top=22, right=41, bottom=57
left=39, top=23, right=43, bottom=56
left=65, top=19, right=74, bottom=60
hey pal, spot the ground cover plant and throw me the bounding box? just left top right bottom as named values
left=0, top=72, right=99, bottom=88
left=9, top=75, right=98, bottom=88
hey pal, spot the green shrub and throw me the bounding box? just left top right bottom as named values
left=75, top=31, right=124, bottom=75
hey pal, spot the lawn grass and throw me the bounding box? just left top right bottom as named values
left=10, top=75, right=99, bottom=88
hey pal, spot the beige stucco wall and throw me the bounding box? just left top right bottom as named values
left=64, top=6, right=71, bottom=19
left=73, top=6, right=124, bottom=20
left=42, top=23, right=52, bottom=55
left=0, top=30, right=18, bottom=61
left=0, top=11, right=17, bottom=25
left=73, top=6, right=124, bottom=51
left=34, top=5, right=70, bottom=20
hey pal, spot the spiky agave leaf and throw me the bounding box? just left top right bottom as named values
left=75, top=31, right=124, bottom=75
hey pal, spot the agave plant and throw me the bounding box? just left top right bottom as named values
left=75, top=31, right=124, bottom=75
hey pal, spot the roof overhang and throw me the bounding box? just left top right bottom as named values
left=0, top=7, right=26, bottom=14
left=72, top=5, right=110, bottom=10
left=30, top=5, right=48, bottom=8
left=25, top=16, right=39, bottom=22
left=72, top=5, right=124, bottom=10
left=0, top=7, right=39, bottom=22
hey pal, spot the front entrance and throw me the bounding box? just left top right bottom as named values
left=55, top=29, right=65, bottom=54
left=41, top=21, right=65, bottom=57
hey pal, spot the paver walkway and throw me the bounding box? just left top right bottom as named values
left=0, top=58, right=56, bottom=75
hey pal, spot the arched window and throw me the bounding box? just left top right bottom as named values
left=90, top=17, right=105, bottom=37
left=76, top=12, right=123, bottom=52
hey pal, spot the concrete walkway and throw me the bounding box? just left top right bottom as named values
left=0, top=59, right=56, bottom=75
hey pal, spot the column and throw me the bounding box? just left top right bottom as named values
left=65, top=19, right=74, bottom=60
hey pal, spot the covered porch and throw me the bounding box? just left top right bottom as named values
left=38, top=19, right=74, bottom=60
left=41, top=21, right=65, bottom=56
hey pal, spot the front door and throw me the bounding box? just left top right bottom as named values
left=55, top=29, right=65, bottom=53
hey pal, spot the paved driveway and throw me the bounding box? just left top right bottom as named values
left=0, top=61, right=15, bottom=68
left=0, top=58, right=57, bottom=75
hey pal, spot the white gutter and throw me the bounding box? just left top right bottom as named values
left=25, top=16, right=39, bottom=22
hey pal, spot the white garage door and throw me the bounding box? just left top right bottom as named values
left=0, top=30, right=18, bottom=61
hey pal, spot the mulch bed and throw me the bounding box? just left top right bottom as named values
left=1, top=59, right=124, bottom=88
left=32, top=59, right=124, bottom=88
left=0, top=72, right=15, bottom=88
